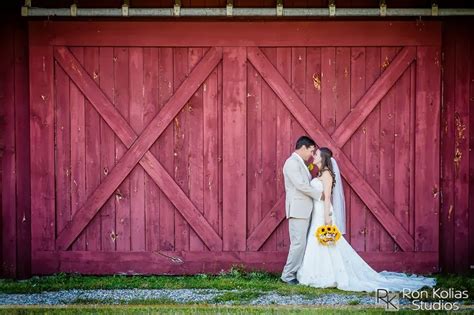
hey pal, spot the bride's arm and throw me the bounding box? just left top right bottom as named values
left=321, top=171, right=333, bottom=225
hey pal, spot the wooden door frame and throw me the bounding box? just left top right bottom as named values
left=29, top=21, right=441, bottom=274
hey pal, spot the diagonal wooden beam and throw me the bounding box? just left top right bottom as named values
left=247, top=196, right=285, bottom=251
left=55, top=46, right=223, bottom=251
left=248, top=47, right=414, bottom=252
left=332, top=46, right=416, bottom=147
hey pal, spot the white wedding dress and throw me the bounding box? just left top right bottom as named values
left=296, top=177, right=436, bottom=292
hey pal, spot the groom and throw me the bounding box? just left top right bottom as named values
left=281, top=136, right=320, bottom=285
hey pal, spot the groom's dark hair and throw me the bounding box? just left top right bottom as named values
left=295, top=136, right=316, bottom=149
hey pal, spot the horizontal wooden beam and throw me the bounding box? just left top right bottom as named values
left=32, top=251, right=439, bottom=275
left=29, top=21, right=441, bottom=47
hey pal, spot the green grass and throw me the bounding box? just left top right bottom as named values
left=0, top=268, right=361, bottom=299
left=0, top=268, right=473, bottom=306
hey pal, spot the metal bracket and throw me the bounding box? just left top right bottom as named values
left=329, top=0, right=336, bottom=17
left=174, top=0, right=181, bottom=17
left=21, top=0, right=31, bottom=16
left=122, top=0, right=129, bottom=16
left=431, top=3, right=439, bottom=16
left=380, top=0, right=387, bottom=17
left=276, top=0, right=283, bottom=16
left=70, top=3, right=77, bottom=17
left=226, top=0, right=233, bottom=16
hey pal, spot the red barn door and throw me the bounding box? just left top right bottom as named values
left=29, top=21, right=440, bottom=274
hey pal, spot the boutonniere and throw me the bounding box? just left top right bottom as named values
left=306, top=157, right=319, bottom=178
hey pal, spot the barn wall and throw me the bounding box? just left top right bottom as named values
left=0, top=9, right=31, bottom=279
left=0, top=0, right=473, bottom=278
left=440, top=19, right=474, bottom=273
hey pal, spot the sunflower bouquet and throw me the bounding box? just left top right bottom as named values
left=315, top=225, right=341, bottom=246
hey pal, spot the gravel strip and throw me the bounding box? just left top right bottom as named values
left=0, top=289, right=431, bottom=306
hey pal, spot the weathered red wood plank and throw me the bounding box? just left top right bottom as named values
left=55, top=61, right=71, bottom=242
left=393, top=55, right=411, bottom=252
left=29, top=42, right=55, bottom=253
left=84, top=47, right=102, bottom=251
left=440, top=29, right=456, bottom=272
left=289, top=48, right=306, bottom=147
left=469, top=32, right=474, bottom=272
left=173, top=47, right=190, bottom=252
left=157, top=47, right=175, bottom=251
left=113, top=47, right=132, bottom=252
left=203, top=65, right=220, bottom=244
left=55, top=47, right=223, bottom=250
left=364, top=47, right=381, bottom=252
left=332, top=47, right=416, bottom=147
left=31, top=21, right=441, bottom=47
left=129, top=48, right=146, bottom=251
left=276, top=47, right=291, bottom=251
left=33, top=250, right=438, bottom=275
left=248, top=47, right=414, bottom=251
left=246, top=63, right=262, bottom=239
left=409, top=64, right=416, bottom=238
left=379, top=47, right=398, bottom=252
left=188, top=47, right=205, bottom=251
left=143, top=47, right=160, bottom=252
left=453, top=32, right=470, bottom=271
left=222, top=47, right=247, bottom=251
left=335, top=47, right=351, bottom=240
left=349, top=47, right=367, bottom=252
left=1, top=27, right=16, bottom=277
left=305, top=47, right=321, bottom=123
left=14, top=23, right=31, bottom=278
left=321, top=47, right=336, bottom=135
left=414, top=46, right=440, bottom=253
left=98, top=47, right=116, bottom=252
left=217, top=61, right=224, bottom=238
left=69, top=47, right=87, bottom=251
left=261, top=48, right=277, bottom=252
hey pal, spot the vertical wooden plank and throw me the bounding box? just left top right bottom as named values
left=261, top=48, right=277, bottom=252
left=393, top=59, right=411, bottom=252
left=55, top=61, right=71, bottom=238
left=84, top=47, right=101, bottom=251
left=143, top=47, right=160, bottom=252
left=335, top=47, right=351, bottom=239
left=379, top=47, right=398, bottom=252
left=29, top=41, right=55, bottom=254
left=69, top=47, right=87, bottom=251
left=223, top=47, right=247, bottom=251
left=173, top=47, right=190, bottom=252
left=453, top=31, right=470, bottom=271
left=246, top=63, right=262, bottom=240
left=305, top=48, right=321, bottom=122
left=409, top=63, right=416, bottom=239
left=349, top=47, right=366, bottom=252
left=1, top=27, right=16, bottom=276
left=114, top=47, right=131, bottom=252
left=99, top=47, right=117, bottom=252
left=469, top=31, right=474, bottom=271
left=276, top=47, right=291, bottom=251
left=415, top=46, right=440, bottom=253
left=203, top=63, right=220, bottom=245
left=440, top=26, right=456, bottom=272
left=188, top=47, right=205, bottom=251
left=158, top=47, right=175, bottom=251
left=364, top=47, right=381, bottom=253
left=129, top=48, right=146, bottom=251
left=321, top=47, right=336, bottom=135
left=217, top=61, right=224, bottom=239
left=14, top=23, right=31, bottom=278
left=290, top=48, right=307, bottom=144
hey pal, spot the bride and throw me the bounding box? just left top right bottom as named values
left=296, top=147, right=436, bottom=292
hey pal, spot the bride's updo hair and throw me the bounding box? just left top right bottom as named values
left=319, top=147, right=336, bottom=191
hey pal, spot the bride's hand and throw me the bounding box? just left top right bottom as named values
left=324, top=214, right=332, bottom=225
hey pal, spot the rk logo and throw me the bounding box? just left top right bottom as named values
left=376, top=289, right=400, bottom=311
